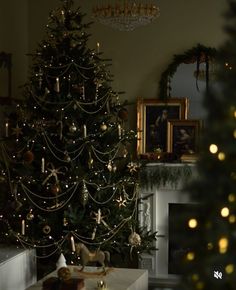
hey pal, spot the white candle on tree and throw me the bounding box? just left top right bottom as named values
left=83, top=124, right=87, bottom=138
left=71, top=236, right=76, bottom=252
left=22, top=220, right=25, bottom=235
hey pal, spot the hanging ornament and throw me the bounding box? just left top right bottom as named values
left=11, top=124, right=23, bottom=139
left=57, top=120, right=63, bottom=140
left=51, top=183, right=61, bottom=195
left=42, top=224, right=51, bottom=235
left=64, top=152, right=71, bottom=162
left=100, top=122, right=108, bottom=131
left=63, top=217, right=69, bottom=227
left=91, top=209, right=111, bottom=230
left=69, top=123, right=77, bottom=133
left=116, top=195, right=127, bottom=207
left=23, top=150, right=34, bottom=164
left=36, top=67, right=43, bottom=89
left=128, top=231, right=141, bottom=247
left=77, top=83, right=85, bottom=99
left=45, top=87, right=50, bottom=95
left=107, top=160, right=113, bottom=172
left=80, top=181, right=89, bottom=207
left=88, top=151, right=94, bottom=169
left=42, top=163, right=67, bottom=185
left=127, top=161, right=140, bottom=174
left=26, top=211, right=34, bottom=221
left=123, top=148, right=128, bottom=158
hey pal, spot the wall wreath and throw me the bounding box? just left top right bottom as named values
left=158, top=44, right=217, bottom=99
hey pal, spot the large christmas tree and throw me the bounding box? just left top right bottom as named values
left=175, top=1, right=236, bottom=289
left=0, top=0, right=155, bottom=274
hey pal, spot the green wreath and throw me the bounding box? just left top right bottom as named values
left=158, top=44, right=217, bottom=99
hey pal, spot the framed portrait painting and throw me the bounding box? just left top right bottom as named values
left=137, top=97, right=188, bottom=155
left=167, top=119, right=201, bottom=158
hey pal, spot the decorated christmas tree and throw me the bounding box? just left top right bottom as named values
left=0, top=0, right=155, bottom=274
left=175, top=1, right=236, bottom=289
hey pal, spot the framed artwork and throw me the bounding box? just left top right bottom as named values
left=167, top=119, right=201, bottom=157
left=137, top=97, right=188, bottom=155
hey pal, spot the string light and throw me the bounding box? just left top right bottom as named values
left=218, top=152, right=225, bottom=161
left=225, top=264, right=234, bottom=274
left=218, top=237, right=228, bottom=254
left=209, top=144, right=218, bottom=154
left=188, top=218, right=198, bottom=228
left=221, top=207, right=229, bottom=217
left=187, top=251, right=195, bottom=261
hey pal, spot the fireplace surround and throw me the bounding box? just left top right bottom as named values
left=139, top=163, right=196, bottom=285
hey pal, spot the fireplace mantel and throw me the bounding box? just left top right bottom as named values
left=138, top=162, right=196, bottom=285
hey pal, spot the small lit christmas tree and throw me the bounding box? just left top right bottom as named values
left=0, top=0, right=156, bottom=274
left=175, top=1, right=236, bottom=289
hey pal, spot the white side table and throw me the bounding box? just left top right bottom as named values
left=0, top=244, right=37, bottom=290
left=26, top=266, right=148, bottom=290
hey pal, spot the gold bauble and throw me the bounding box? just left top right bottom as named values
left=100, top=122, right=108, bottom=131
left=128, top=231, right=141, bottom=246
left=51, top=184, right=61, bottom=195
left=27, top=212, right=34, bottom=221
left=69, top=124, right=77, bottom=133
left=23, top=150, right=34, bottom=164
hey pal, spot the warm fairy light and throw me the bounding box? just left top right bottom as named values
left=187, top=251, right=195, bottom=260
left=196, top=281, right=204, bottom=290
left=207, top=242, right=213, bottom=250
left=225, top=264, right=234, bottom=274
left=209, top=144, right=218, bottom=154
left=229, top=214, right=236, bottom=223
left=218, top=237, right=228, bottom=253
left=188, top=218, right=197, bottom=228
left=221, top=207, right=229, bottom=217
left=228, top=193, right=236, bottom=202
left=233, top=129, right=236, bottom=138
left=191, top=274, right=199, bottom=281
left=96, top=42, right=100, bottom=53
left=218, top=152, right=225, bottom=161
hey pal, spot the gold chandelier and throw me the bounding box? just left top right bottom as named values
left=92, top=1, right=160, bottom=31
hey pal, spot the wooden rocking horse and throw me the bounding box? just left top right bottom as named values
left=75, top=243, right=110, bottom=273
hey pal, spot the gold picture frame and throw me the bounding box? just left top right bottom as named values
left=167, top=119, right=201, bottom=160
left=137, top=97, right=188, bottom=155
